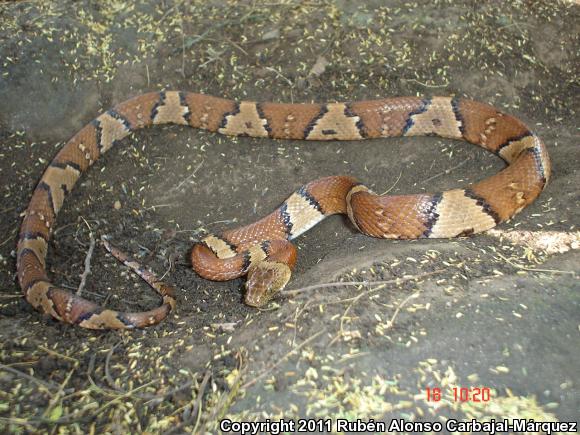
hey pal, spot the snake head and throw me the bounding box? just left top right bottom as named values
left=244, top=260, right=292, bottom=307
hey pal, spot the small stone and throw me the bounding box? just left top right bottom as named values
left=261, top=28, right=280, bottom=41
left=113, top=200, right=121, bottom=210
left=309, top=55, right=329, bottom=77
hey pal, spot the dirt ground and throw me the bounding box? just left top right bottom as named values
left=0, top=0, right=578, bottom=433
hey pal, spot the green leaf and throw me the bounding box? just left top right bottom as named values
left=49, top=405, right=63, bottom=421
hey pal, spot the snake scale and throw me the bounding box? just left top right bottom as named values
left=16, top=92, right=551, bottom=329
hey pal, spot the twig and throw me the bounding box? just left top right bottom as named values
left=0, top=229, right=17, bottom=247
left=181, top=21, right=186, bottom=78
left=144, top=203, right=176, bottom=210
left=160, top=253, right=174, bottom=281
left=242, top=328, right=326, bottom=389
left=91, top=380, right=158, bottom=417
left=402, top=78, right=449, bottom=88
left=223, top=36, right=249, bottom=56
left=265, top=67, right=293, bottom=87
left=77, top=218, right=95, bottom=296
left=199, top=359, right=245, bottom=432
left=38, top=346, right=80, bottom=364
left=143, top=380, right=194, bottom=406
left=380, top=168, right=403, bottom=195
left=104, top=342, right=122, bottom=390
left=291, top=301, right=311, bottom=346
left=0, top=417, right=35, bottom=430
left=338, top=351, right=370, bottom=363
left=512, top=267, right=576, bottom=275
left=422, top=157, right=471, bottom=184
left=189, top=370, right=211, bottom=433
left=0, top=293, right=22, bottom=299
left=164, top=370, right=211, bottom=435
left=281, top=270, right=444, bottom=296
left=196, top=352, right=246, bottom=433
left=385, top=291, right=421, bottom=330
left=42, top=367, right=76, bottom=420
left=496, top=253, right=576, bottom=275
left=171, top=159, right=205, bottom=192
left=338, top=290, right=368, bottom=341
left=321, top=285, right=385, bottom=307
left=0, top=206, right=16, bottom=214
left=52, top=222, right=78, bottom=236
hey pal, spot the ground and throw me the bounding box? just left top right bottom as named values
left=0, top=0, right=578, bottom=433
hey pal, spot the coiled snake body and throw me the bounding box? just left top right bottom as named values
left=16, top=92, right=551, bottom=329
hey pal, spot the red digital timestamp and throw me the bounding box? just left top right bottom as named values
left=426, top=387, right=491, bottom=402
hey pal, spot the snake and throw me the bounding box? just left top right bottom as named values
left=16, top=92, right=551, bottom=329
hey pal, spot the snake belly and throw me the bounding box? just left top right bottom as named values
left=16, top=92, right=551, bottom=329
